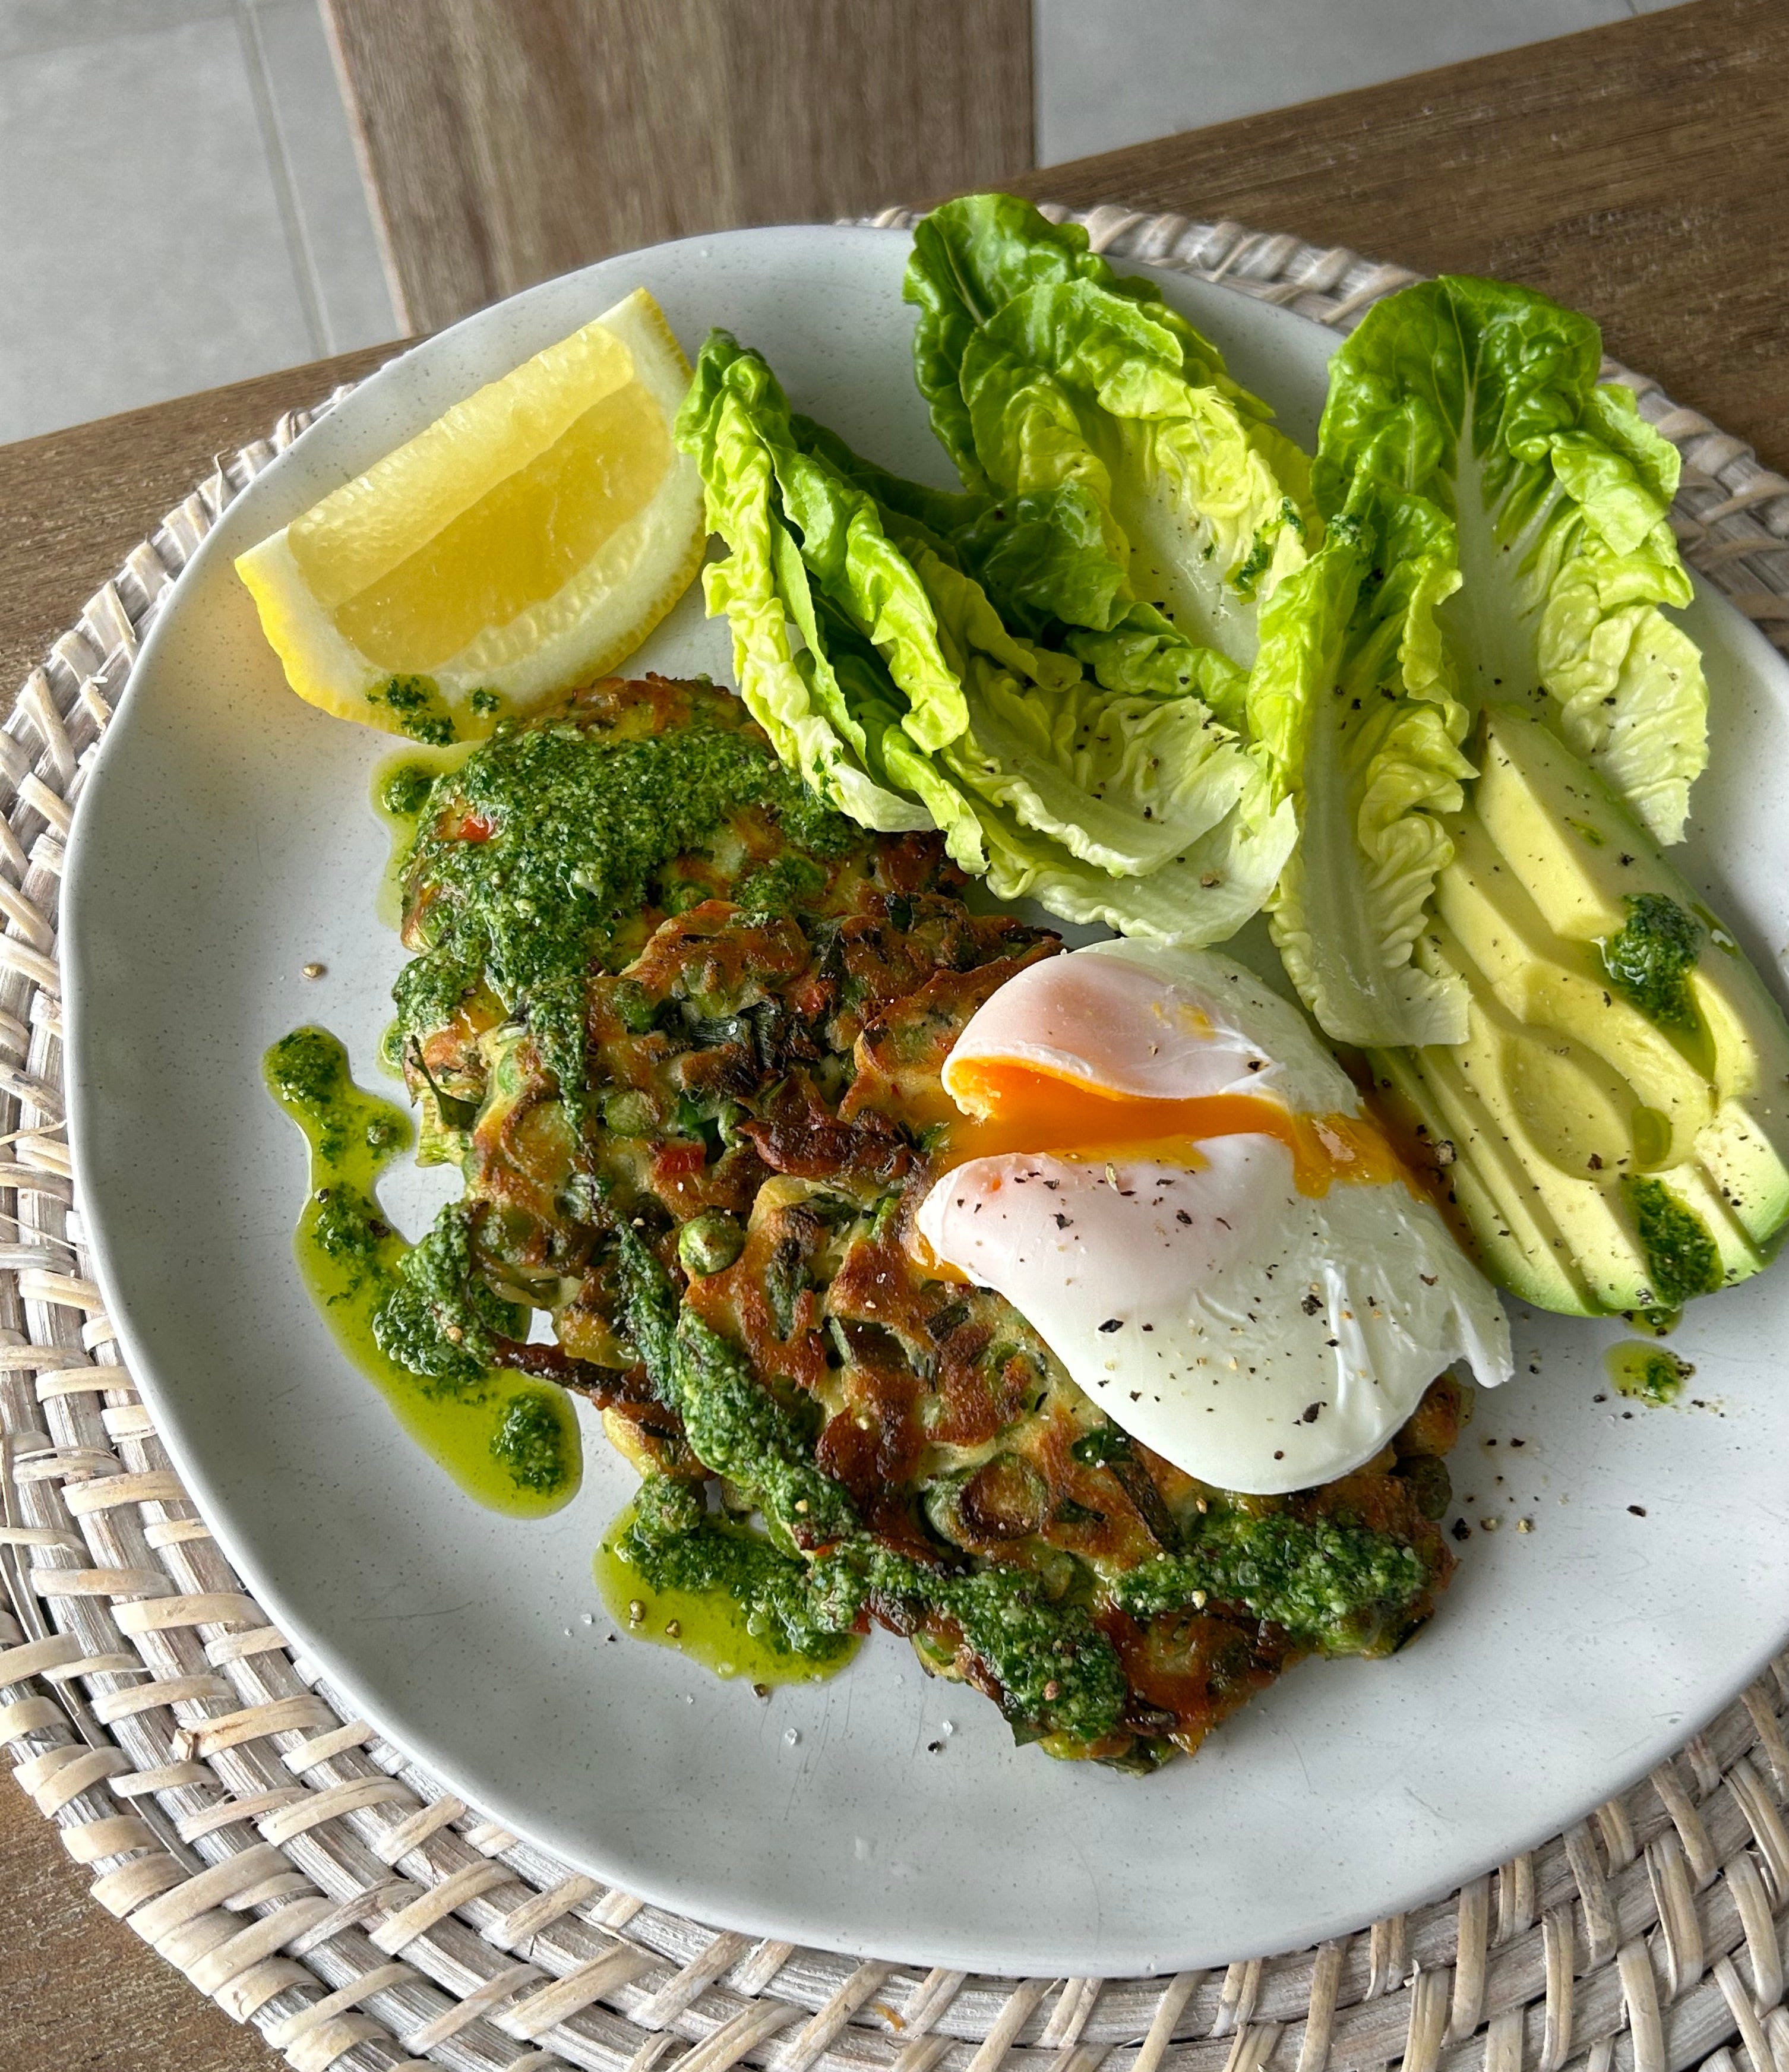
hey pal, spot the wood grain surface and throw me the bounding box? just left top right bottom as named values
left=0, top=343, right=401, bottom=710
left=2, top=2, right=1784, bottom=2065
left=0, top=1780, right=279, bottom=2071
left=1008, top=0, right=1789, bottom=479
left=322, top=0, right=1035, bottom=333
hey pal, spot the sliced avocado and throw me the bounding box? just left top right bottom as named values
left=1697, top=1098, right=1789, bottom=1250
left=1434, top=814, right=1713, bottom=1167
left=1370, top=1042, right=1597, bottom=1316
left=1387, top=923, right=1647, bottom=1310
left=1475, top=702, right=1789, bottom=1233
left=1475, top=703, right=1676, bottom=936
left=1686, top=935, right=1789, bottom=1204
left=1444, top=1006, right=1651, bottom=1312
left=1266, top=694, right=1781, bottom=1312
left=1383, top=918, right=1756, bottom=1315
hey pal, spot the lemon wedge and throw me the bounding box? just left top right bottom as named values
left=236, top=287, right=705, bottom=741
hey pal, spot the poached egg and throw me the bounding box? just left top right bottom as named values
left=914, top=940, right=1512, bottom=1493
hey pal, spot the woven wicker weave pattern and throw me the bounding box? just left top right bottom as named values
left=3, top=209, right=1788, bottom=2072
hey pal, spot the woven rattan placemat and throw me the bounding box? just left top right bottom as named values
left=5, top=206, right=1789, bottom=2072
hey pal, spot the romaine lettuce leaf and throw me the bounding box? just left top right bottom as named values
left=976, top=785, right=1297, bottom=948
left=750, top=401, right=969, bottom=758
left=1314, top=275, right=1705, bottom=842
left=1063, top=602, right=1250, bottom=728
left=680, top=324, right=1293, bottom=948
left=801, top=479, right=1291, bottom=939
left=789, top=412, right=986, bottom=551
left=903, top=192, right=1273, bottom=463
left=1254, top=491, right=1475, bottom=1046
left=904, top=195, right=1317, bottom=665
left=674, top=339, right=931, bottom=831
left=805, top=593, right=990, bottom=873
left=917, top=549, right=1262, bottom=879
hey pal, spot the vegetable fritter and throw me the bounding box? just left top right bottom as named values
left=387, top=676, right=1461, bottom=1768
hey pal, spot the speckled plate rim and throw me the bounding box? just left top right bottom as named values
left=55, top=219, right=1789, bottom=1980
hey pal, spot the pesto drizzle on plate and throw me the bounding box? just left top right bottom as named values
left=264, top=1025, right=580, bottom=1516
left=595, top=1484, right=860, bottom=1687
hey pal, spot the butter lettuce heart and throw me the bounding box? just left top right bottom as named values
left=1314, top=274, right=1705, bottom=842
left=903, top=195, right=1316, bottom=671
left=679, top=327, right=1294, bottom=947
left=1250, top=487, right=1475, bottom=1047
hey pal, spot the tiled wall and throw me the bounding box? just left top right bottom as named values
left=0, top=0, right=397, bottom=444
left=0, top=0, right=1688, bottom=447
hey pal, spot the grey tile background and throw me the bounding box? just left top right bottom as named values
left=0, top=0, right=399, bottom=444
left=0, top=0, right=1692, bottom=446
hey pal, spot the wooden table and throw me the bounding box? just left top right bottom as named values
left=2, top=1, right=1783, bottom=2063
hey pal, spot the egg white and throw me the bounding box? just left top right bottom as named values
left=916, top=943, right=1513, bottom=1493
left=943, top=937, right=1355, bottom=1116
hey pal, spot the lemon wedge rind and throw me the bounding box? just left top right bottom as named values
left=236, top=286, right=705, bottom=741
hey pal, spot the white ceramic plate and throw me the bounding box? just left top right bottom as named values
left=64, top=226, right=1789, bottom=1978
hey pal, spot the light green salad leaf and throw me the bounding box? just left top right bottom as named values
left=904, top=195, right=1317, bottom=669
left=919, top=549, right=1263, bottom=879
left=674, top=337, right=931, bottom=831
left=1252, top=488, right=1475, bottom=1046
left=677, top=326, right=1293, bottom=947
left=680, top=223, right=1707, bottom=1041
left=1313, top=274, right=1706, bottom=842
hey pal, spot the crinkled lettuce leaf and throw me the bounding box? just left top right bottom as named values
left=741, top=381, right=969, bottom=759
left=903, top=192, right=1273, bottom=470
left=976, top=786, right=1297, bottom=948
left=789, top=412, right=986, bottom=552
left=679, top=326, right=1293, bottom=947
left=1314, top=274, right=1705, bottom=842
left=1063, top=602, right=1249, bottom=728
left=1253, top=489, right=1475, bottom=1047
left=674, top=338, right=931, bottom=830
left=903, top=195, right=1317, bottom=665
left=916, top=549, right=1264, bottom=880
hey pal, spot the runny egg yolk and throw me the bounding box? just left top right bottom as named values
left=934, top=1056, right=1410, bottom=1197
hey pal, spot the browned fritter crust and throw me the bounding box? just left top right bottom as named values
left=400, top=678, right=1462, bottom=1764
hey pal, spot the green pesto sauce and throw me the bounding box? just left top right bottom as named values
left=1606, top=1341, right=1695, bottom=1407
left=367, top=673, right=458, bottom=746
left=1112, top=1515, right=1433, bottom=1656
left=609, top=1229, right=1433, bottom=1748
left=264, top=1025, right=580, bottom=1517
left=370, top=743, right=473, bottom=933
left=372, top=1199, right=527, bottom=1388
left=1229, top=498, right=1303, bottom=599
left=390, top=707, right=853, bottom=1101
left=1600, top=892, right=1702, bottom=1032
left=1622, top=1173, right=1724, bottom=1313
left=595, top=1492, right=859, bottom=1685
left=815, top=1547, right=1131, bottom=1747
left=612, top=1232, right=1130, bottom=1742
left=734, top=851, right=829, bottom=918
left=1231, top=529, right=1273, bottom=598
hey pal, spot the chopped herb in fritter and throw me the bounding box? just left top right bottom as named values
left=394, top=678, right=855, bottom=1103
